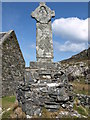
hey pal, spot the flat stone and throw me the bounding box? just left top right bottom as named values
left=45, top=104, right=60, bottom=109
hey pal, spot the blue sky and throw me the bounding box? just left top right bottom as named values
left=2, top=2, right=88, bottom=66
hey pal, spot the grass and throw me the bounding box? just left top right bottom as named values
left=2, top=96, right=16, bottom=118
left=0, top=98, right=2, bottom=108
left=2, top=96, right=16, bottom=110
left=2, top=96, right=16, bottom=103
left=70, top=81, right=90, bottom=95
left=73, top=98, right=89, bottom=117
left=2, top=109, right=13, bottom=119
left=73, top=104, right=88, bottom=116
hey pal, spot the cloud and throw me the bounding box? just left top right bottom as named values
left=54, top=41, right=86, bottom=52
left=52, top=17, right=88, bottom=42
left=30, top=44, right=36, bottom=49
left=27, top=43, right=36, bottom=49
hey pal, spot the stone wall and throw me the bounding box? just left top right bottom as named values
left=0, top=30, right=25, bottom=97
left=0, top=35, right=2, bottom=108
left=29, top=61, right=65, bottom=80
left=17, top=73, right=73, bottom=117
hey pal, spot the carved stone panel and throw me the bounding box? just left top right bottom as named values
left=36, top=22, right=53, bottom=62
left=31, top=2, right=55, bottom=24
left=31, top=2, right=55, bottom=62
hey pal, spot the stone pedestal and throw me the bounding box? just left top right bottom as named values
left=29, top=61, right=62, bottom=80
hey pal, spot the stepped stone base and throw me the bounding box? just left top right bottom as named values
left=29, top=61, right=63, bottom=80
left=30, top=61, right=58, bottom=69
left=16, top=60, right=74, bottom=117
left=17, top=76, right=73, bottom=116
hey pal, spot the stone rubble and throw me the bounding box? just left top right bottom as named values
left=56, top=110, right=87, bottom=118
left=17, top=73, right=73, bottom=116
left=76, top=94, right=90, bottom=107
left=60, top=61, right=89, bottom=82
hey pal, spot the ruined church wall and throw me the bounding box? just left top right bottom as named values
left=0, top=42, right=2, bottom=100
left=2, top=31, right=25, bottom=97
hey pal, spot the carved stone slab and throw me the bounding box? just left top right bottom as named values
left=31, top=2, right=55, bottom=24
left=31, top=2, right=55, bottom=62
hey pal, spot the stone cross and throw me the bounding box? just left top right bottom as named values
left=31, top=2, right=55, bottom=62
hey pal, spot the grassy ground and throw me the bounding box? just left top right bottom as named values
left=1, top=95, right=89, bottom=119
left=2, top=109, right=13, bottom=118
left=70, top=80, right=89, bottom=95
left=2, top=96, right=16, bottom=118
left=73, top=98, right=88, bottom=116
left=2, top=96, right=16, bottom=110
left=73, top=97, right=90, bottom=119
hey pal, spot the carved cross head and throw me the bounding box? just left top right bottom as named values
left=31, top=2, right=55, bottom=24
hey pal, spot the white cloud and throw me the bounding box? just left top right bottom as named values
left=31, top=44, right=36, bottom=49
left=28, top=43, right=36, bottom=49
left=52, top=17, right=88, bottom=42
left=54, top=41, right=86, bottom=52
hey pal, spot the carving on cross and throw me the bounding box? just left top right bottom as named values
left=31, top=2, right=55, bottom=24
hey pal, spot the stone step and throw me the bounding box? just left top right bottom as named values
left=45, top=101, right=60, bottom=105
left=45, top=104, right=60, bottom=109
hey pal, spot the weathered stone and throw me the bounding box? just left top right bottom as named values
left=76, top=94, right=90, bottom=107
left=34, top=108, right=41, bottom=116
left=45, top=104, right=60, bottom=110
left=31, top=2, right=55, bottom=62
left=17, top=76, right=73, bottom=116
left=0, top=30, right=25, bottom=96
left=57, top=110, right=86, bottom=118
left=14, top=107, right=26, bottom=118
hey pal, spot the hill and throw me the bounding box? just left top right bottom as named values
left=59, top=48, right=89, bottom=84
left=60, top=47, right=89, bottom=64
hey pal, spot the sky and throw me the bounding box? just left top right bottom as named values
left=2, top=2, right=88, bottom=66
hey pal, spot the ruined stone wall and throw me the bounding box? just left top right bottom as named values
left=2, top=30, right=25, bottom=96
left=17, top=74, right=73, bottom=117
left=0, top=40, right=2, bottom=100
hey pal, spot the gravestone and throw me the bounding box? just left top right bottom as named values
left=31, top=2, right=55, bottom=62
